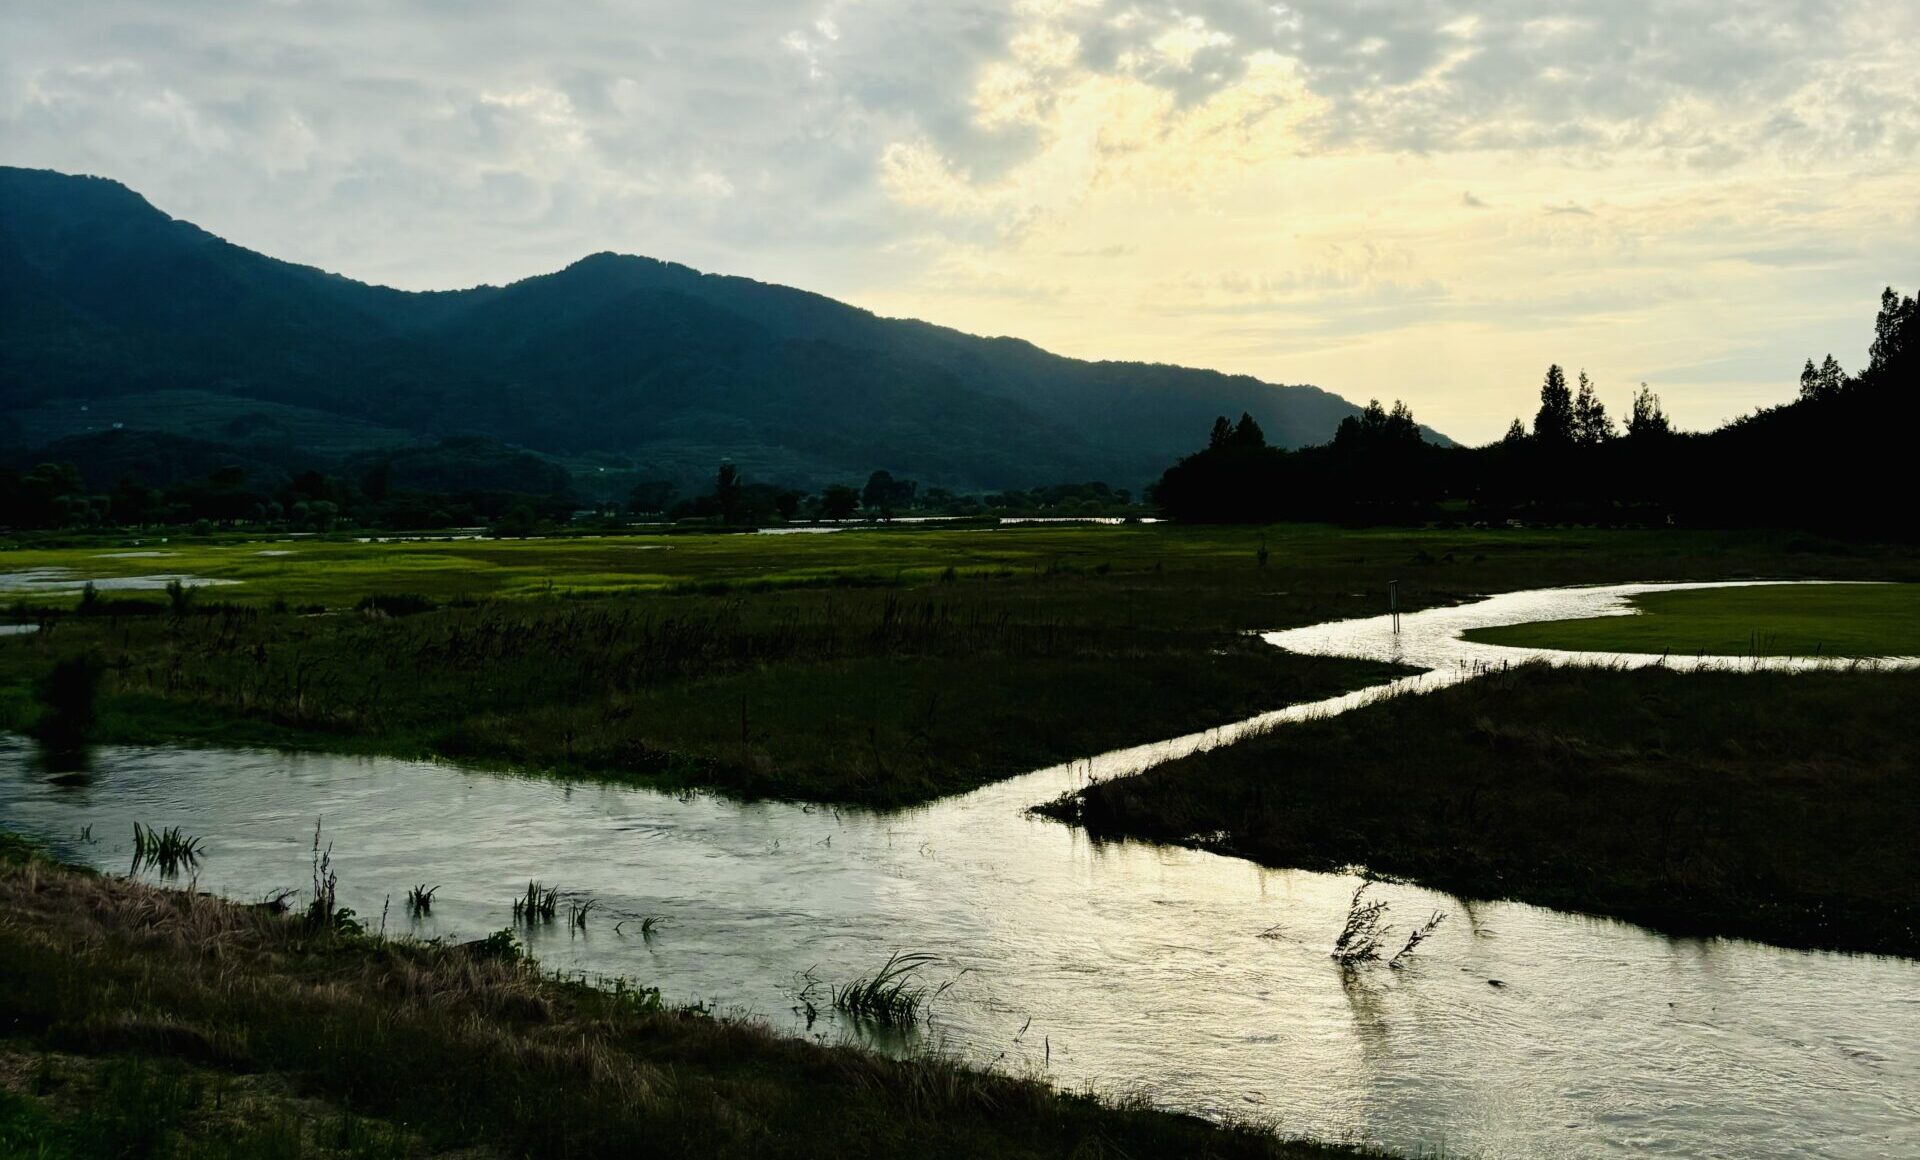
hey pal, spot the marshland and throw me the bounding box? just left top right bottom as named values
left=5, top=523, right=1920, bottom=1158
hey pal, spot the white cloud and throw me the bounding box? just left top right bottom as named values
left=1, top=0, right=1916, bottom=440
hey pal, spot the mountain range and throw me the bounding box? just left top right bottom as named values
left=0, top=166, right=1444, bottom=498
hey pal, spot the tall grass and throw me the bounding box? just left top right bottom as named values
left=512, top=881, right=560, bottom=924
left=128, top=822, right=203, bottom=878
left=828, top=952, right=958, bottom=1028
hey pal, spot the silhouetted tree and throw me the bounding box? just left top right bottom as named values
left=1801, top=356, right=1846, bottom=401
left=1820, top=355, right=1846, bottom=396
left=1208, top=416, right=1235, bottom=449
left=1229, top=412, right=1266, bottom=448
left=862, top=470, right=917, bottom=517
left=1533, top=365, right=1574, bottom=444
left=1869, top=286, right=1917, bottom=375
left=819, top=485, right=860, bottom=520
left=1626, top=384, right=1670, bottom=438
left=1573, top=371, right=1613, bottom=445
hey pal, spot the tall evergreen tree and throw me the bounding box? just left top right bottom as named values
left=1818, top=354, right=1846, bottom=398
left=1626, top=384, right=1670, bottom=438
left=1869, top=287, right=1916, bottom=375
left=1573, top=371, right=1614, bottom=445
left=1229, top=412, right=1266, bottom=448
left=1533, top=364, right=1574, bottom=443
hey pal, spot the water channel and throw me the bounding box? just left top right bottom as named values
left=3, top=582, right=1915, bottom=1158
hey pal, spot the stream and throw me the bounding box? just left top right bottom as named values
left=2, top=581, right=1916, bottom=1159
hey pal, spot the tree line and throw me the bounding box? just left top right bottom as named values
left=2, top=442, right=1137, bottom=535
left=636, top=469, right=1133, bottom=526
left=1154, top=285, right=1920, bottom=536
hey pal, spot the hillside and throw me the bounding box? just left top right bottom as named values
left=0, top=166, right=1436, bottom=494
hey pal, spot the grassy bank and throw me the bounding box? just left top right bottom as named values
left=0, top=585, right=1406, bottom=806
left=6, top=524, right=1918, bottom=806
left=0, top=838, right=1394, bottom=1160
left=1043, top=665, right=1920, bottom=956
left=1466, top=582, right=1920, bottom=657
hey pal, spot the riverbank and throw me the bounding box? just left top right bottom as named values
left=0, top=591, right=1407, bottom=806
left=0, top=835, right=1404, bottom=1160
left=1042, top=665, right=1920, bottom=957
left=1465, top=582, right=1920, bottom=656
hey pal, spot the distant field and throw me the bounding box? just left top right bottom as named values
left=8, top=523, right=1919, bottom=612
left=1466, top=583, right=1920, bottom=657
left=7, top=524, right=1920, bottom=805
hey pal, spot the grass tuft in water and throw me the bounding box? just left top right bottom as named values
left=128, top=822, right=202, bottom=878
left=512, top=881, right=560, bottom=925
left=829, top=951, right=957, bottom=1028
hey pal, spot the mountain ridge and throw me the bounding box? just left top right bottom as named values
left=0, top=165, right=1447, bottom=494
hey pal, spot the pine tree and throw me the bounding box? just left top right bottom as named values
left=1800, top=358, right=1820, bottom=401
left=1818, top=354, right=1845, bottom=398
left=1533, top=365, right=1573, bottom=443
left=1572, top=370, right=1613, bottom=445
left=1626, top=384, right=1670, bottom=438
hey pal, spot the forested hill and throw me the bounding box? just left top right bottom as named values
left=0, top=166, right=1432, bottom=493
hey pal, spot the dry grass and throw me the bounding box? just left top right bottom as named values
left=0, top=843, right=1397, bottom=1159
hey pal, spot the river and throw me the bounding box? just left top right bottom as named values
left=2, top=581, right=1915, bottom=1159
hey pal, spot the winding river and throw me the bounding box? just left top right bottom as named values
left=3, top=582, right=1917, bottom=1159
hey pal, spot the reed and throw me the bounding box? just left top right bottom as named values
left=512, top=881, right=560, bottom=924
left=829, top=951, right=956, bottom=1028
left=128, top=822, right=203, bottom=878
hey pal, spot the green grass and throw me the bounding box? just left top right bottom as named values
left=1466, top=583, right=1920, bottom=657
left=0, top=840, right=1403, bottom=1160
left=0, top=587, right=1406, bottom=806
left=8, top=523, right=1919, bottom=612
left=1044, top=665, right=1920, bottom=956
left=7, top=524, right=1919, bottom=805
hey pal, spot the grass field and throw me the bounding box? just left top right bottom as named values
left=6, top=524, right=1920, bottom=805
left=1044, top=665, right=1920, bottom=956
left=0, top=836, right=1395, bottom=1160
left=1466, top=582, right=1920, bottom=657
left=9, top=523, right=1919, bottom=611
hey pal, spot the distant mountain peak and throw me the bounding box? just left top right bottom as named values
left=2, top=166, right=1445, bottom=492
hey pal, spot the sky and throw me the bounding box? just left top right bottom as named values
left=4, top=1, right=1918, bottom=444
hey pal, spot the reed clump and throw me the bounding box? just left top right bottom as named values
left=128, top=823, right=203, bottom=878
left=828, top=952, right=957, bottom=1028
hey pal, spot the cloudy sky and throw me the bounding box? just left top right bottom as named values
left=5, top=1, right=1917, bottom=442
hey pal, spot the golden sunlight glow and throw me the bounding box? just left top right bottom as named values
left=859, top=1, right=1920, bottom=443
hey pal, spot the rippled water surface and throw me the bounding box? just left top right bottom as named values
left=3, top=582, right=1917, bottom=1159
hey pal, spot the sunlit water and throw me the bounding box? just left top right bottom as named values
left=3, top=582, right=1917, bottom=1159
left=0, top=568, right=236, bottom=593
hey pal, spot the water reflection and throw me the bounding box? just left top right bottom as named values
left=0, top=582, right=1915, bottom=1160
